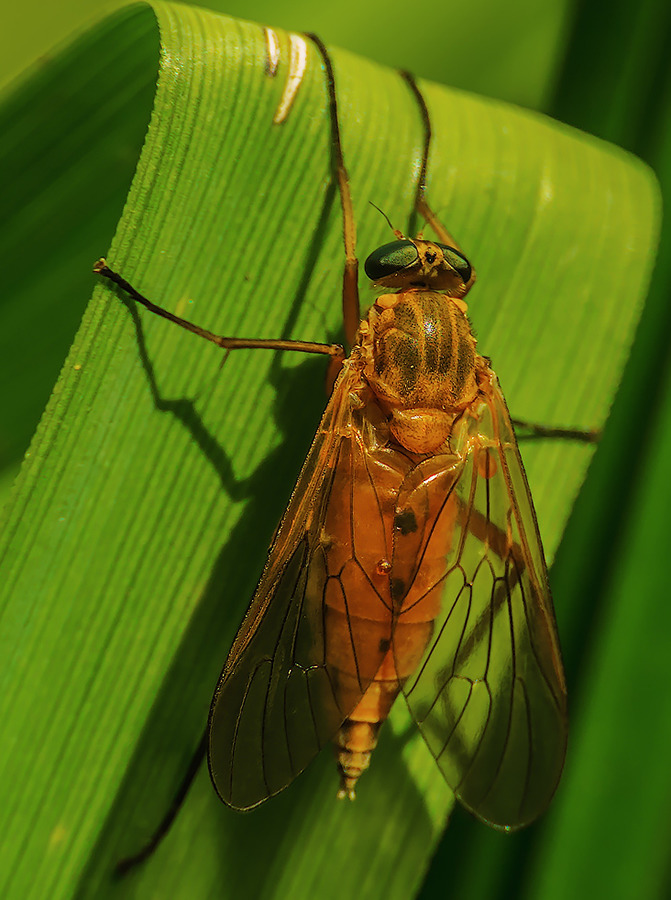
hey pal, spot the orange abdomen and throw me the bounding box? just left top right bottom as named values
left=320, top=407, right=460, bottom=797
left=320, top=289, right=474, bottom=797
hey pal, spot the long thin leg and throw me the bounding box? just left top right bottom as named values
left=400, top=72, right=462, bottom=247
left=94, top=260, right=345, bottom=362
left=398, top=79, right=598, bottom=445
left=400, top=71, right=477, bottom=293
left=114, top=731, right=208, bottom=878
left=306, top=34, right=361, bottom=351
left=511, top=418, right=601, bottom=444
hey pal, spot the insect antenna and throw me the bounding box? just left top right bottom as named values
left=368, top=201, right=403, bottom=239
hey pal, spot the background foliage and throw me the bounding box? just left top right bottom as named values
left=1, top=1, right=669, bottom=899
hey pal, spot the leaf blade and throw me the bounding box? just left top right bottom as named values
left=0, top=3, right=659, bottom=898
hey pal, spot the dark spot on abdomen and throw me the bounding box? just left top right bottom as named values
left=394, top=508, right=418, bottom=535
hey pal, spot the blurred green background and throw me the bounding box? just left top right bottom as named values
left=0, top=0, right=572, bottom=107
left=2, top=1, right=670, bottom=899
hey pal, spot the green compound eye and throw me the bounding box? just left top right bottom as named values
left=437, top=244, right=472, bottom=284
left=364, top=240, right=419, bottom=281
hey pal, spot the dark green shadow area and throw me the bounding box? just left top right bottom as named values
left=0, top=6, right=160, bottom=501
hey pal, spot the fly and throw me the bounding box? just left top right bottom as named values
left=96, top=32, right=578, bottom=872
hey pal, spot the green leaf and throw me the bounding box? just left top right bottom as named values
left=529, top=374, right=671, bottom=895
left=0, top=3, right=659, bottom=899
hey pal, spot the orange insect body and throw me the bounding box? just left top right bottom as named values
left=94, top=40, right=572, bottom=874
left=207, top=239, right=567, bottom=829
left=328, top=284, right=481, bottom=794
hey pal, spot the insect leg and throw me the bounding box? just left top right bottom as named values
left=511, top=418, right=601, bottom=444
left=115, top=730, right=208, bottom=878
left=400, top=76, right=597, bottom=445
left=401, top=71, right=477, bottom=299
left=399, top=72, right=467, bottom=249
left=94, top=260, right=345, bottom=362
left=306, top=34, right=360, bottom=352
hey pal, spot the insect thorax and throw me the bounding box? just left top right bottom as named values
left=360, top=291, right=479, bottom=454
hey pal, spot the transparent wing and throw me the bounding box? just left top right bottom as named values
left=208, top=364, right=396, bottom=809
left=392, top=373, right=567, bottom=829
